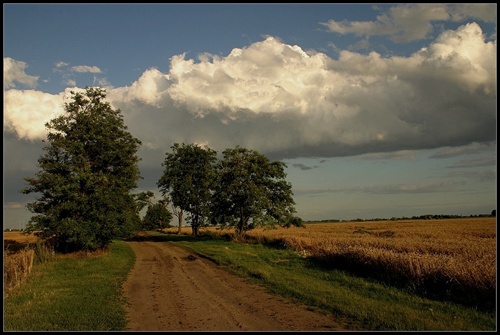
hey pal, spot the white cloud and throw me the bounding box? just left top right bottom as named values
left=321, top=4, right=496, bottom=43
left=108, top=68, right=170, bottom=106
left=71, top=65, right=102, bottom=73
left=3, top=57, right=39, bottom=89
left=64, top=78, right=77, bottom=87
left=3, top=89, right=69, bottom=140
left=3, top=23, right=496, bottom=165
left=166, top=37, right=333, bottom=117
left=54, top=61, right=69, bottom=69
left=52, top=62, right=106, bottom=90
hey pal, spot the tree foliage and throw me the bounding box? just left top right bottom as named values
left=21, top=87, right=142, bottom=252
left=142, top=201, right=173, bottom=230
left=211, top=146, right=302, bottom=235
left=157, top=143, right=218, bottom=236
left=133, top=190, right=155, bottom=213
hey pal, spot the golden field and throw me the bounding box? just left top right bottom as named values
left=4, top=231, right=40, bottom=246
left=247, top=218, right=496, bottom=287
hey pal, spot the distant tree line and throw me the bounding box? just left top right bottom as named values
left=21, top=87, right=302, bottom=253
left=308, top=211, right=496, bottom=223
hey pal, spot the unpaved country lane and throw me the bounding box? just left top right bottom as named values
left=122, top=239, right=345, bottom=331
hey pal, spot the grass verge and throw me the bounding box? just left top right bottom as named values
left=3, top=240, right=135, bottom=331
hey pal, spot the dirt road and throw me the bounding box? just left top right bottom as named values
left=122, top=239, right=346, bottom=331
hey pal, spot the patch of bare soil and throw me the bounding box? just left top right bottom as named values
left=122, top=240, right=347, bottom=331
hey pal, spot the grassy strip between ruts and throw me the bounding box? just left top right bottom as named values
left=3, top=240, right=135, bottom=331
left=4, top=233, right=496, bottom=331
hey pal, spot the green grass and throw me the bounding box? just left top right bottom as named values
left=4, top=240, right=135, bottom=331
left=4, top=233, right=496, bottom=331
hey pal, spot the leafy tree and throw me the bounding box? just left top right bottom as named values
left=142, top=201, right=173, bottom=230
left=133, top=190, right=155, bottom=213
left=157, top=143, right=217, bottom=236
left=21, top=87, right=142, bottom=253
left=211, top=146, right=302, bottom=235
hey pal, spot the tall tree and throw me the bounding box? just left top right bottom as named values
left=157, top=143, right=217, bottom=236
left=142, top=201, right=173, bottom=231
left=21, top=87, right=142, bottom=252
left=211, top=146, right=302, bottom=235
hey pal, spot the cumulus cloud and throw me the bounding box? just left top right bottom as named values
left=321, top=4, right=496, bottom=43
left=54, top=61, right=69, bottom=70
left=3, top=22, right=497, bottom=166
left=4, top=57, right=39, bottom=89
left=4, top=88, right=72, bottom=140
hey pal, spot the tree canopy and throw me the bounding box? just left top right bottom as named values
left=21, top=87, right=142, bottom=252
left=142, top=201, right=173, bottom=231
left=157, top=143, right=218, bottom=236
left=211, top=146, right=302, bottom=235
left=157, top=144, right=302, bottom=236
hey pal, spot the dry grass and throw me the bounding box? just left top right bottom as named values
left=4, top=231, right=47, bottom=296
left=164, top=217, right=496, bottom=309
left=4, top=248, right=35, bottom=295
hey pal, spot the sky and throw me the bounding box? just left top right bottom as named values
left=3, top=3, right=497, bottom=229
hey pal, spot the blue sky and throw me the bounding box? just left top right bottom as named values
left=3, top=3, right=497, bottom=228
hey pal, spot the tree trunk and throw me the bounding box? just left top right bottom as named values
left=192, top=214, right=199, bottom=236
left=177, top=210, right=183, bottom=234
left=238, top=207, right=245, bottom=236
left=192, top=224, right=199, bottom=236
